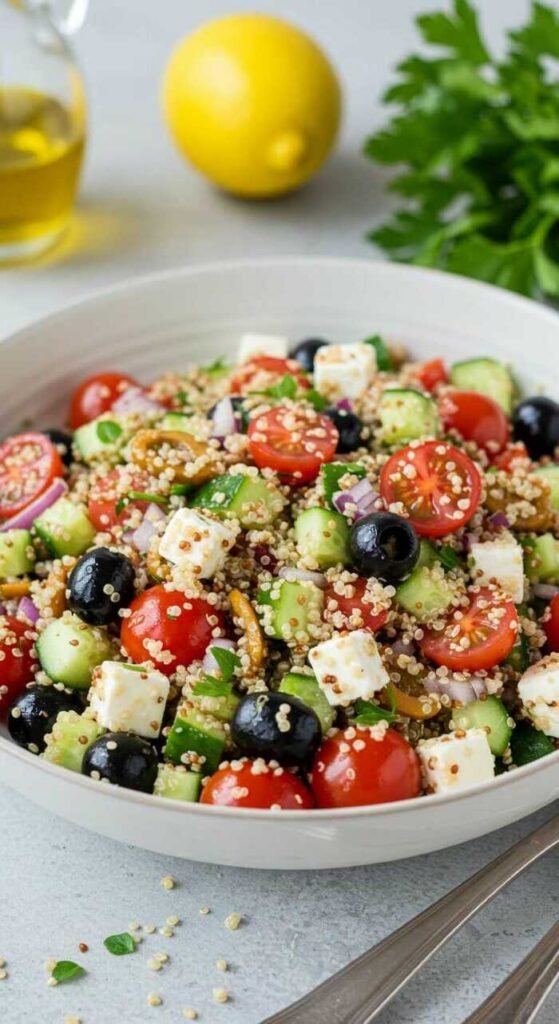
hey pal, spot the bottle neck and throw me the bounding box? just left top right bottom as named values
left=14, top=0, right=88, bottom=35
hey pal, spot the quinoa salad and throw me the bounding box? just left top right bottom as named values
left=0, top=332, right=558, bottom=810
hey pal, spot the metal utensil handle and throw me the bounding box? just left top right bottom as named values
left=462, top=919, right=559, bottom=1024
left=262, top=814, right=559, bottom=1024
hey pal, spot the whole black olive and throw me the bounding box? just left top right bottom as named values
left=512, top=397, right=559, bottom=459
left=325, top=408, right=366, bottom=454
left=8, top=684, right=83, bottom=753
left=289, top=338, right=330, bottom=373
left=43, top=428, right=74, bottom=467
left=349, top=512, right=420, bottom=584
left=231, top=691, right=322, bottom=767
left=82, top=732, right=158, bottom=792
left=69, top=547, right=136, bottom=626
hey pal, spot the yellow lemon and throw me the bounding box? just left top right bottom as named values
left=162, top=13, right=342, bottom=199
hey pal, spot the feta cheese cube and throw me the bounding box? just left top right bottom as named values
left=470, top=533, right=525, bottom=603
left=159, top=508, right=240, bottom=578
left=417, top=728, right=495, bottom=795
left=314, top=343, right=376, bottom=402
left=237, top=333, right=289, bottom=364
left=308, top=629, right=389, bottom=706
left=89, top=661, right=170, bottom=738
left=518, top=654, right=559, bottom=737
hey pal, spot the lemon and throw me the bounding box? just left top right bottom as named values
left=162, top=13, right=342, bottom=199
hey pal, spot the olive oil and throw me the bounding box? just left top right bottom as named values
left=0, top=86, right=85, bottom=260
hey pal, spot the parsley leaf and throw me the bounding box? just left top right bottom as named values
left=438, top=544, right=461, bottom=571
left=416, top=0, right=490, bottom=65
left=96, top=420, right=122, bottom=444
left=127, top=490, right=168, bottom=505
left=52, top=960, right=86, bottom=983
left=252, top=374, right=299, bottom=400
left=193, top=677, right=232, bottom=698
left=203, top=357, right=231, bottom=377
left=364, top=334, right=393, bottom=371
left=209, top=646, right=241, bottom=684
left=354, top=688, right=397, bottom=726
left=303, top=388, right=327, bottom=411
left=104, top=933, right=136, bottom=956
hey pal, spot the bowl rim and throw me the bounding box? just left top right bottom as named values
left=1, top=254, right=558, bottom=821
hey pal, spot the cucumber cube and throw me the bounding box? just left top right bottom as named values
left=35, top=497, right=95, bottom=558
left=0, top=529, right=35, bottom=578
left=154, top=763, right=202, bottom=802
left=294, top=507, right=350, bottom=569
left=191, top=472, right=284, bottom=528
left=378, top=389, right=439, bottom=445
left=164, top=707, right=226, bottom=774
left=42, top=710, right=105, bottom=772
left=320, top=462, right=365, bottom=507
left=450, top=358, right=514, bottom=414
left=279, top=672, right=335, bottom=733
left=533, top=465, right=559, bottom=511
left=451, top=696, right=512, bottom=757
left=396, top=565, right=457, bottom=621
left=258, top=579, right=324, bottom=641
left=37, top=612, right=113, bottom=689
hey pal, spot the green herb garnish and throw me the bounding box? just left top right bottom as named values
left=96, top=420, right=123, bottom=444
left=52, top=960, right=86, bottom=984
left=115, top=497, right=127, bottom=516
left=438, top=544, right=461, bottom=570
left=252, top=373, right=299, bottom=400
left=170, top=483, right=191, bottom=496
left=364, top=334, right=393, bottom=372
left=303, top=388, right=328, bottom=411
left=103, top=933, right=136, bottom=956
left=365, top=0, right=559, bottom=300
left=209, top=646, right=241, bottom=684
left=203, top=357, right=231, bottom=377
left=127, top=491, right=168, bottom=505
left=193, top=677, right=232, bottom=698
left=354, top=686, right=397, bottom=726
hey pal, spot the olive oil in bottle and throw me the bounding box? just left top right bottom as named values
left=0, top=86, right=85, bottom=261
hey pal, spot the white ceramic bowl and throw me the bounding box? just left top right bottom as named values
left=0, top=257, right=558, bottom=869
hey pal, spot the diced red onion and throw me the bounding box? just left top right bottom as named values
left=426, top=674, right=488, bottom=704
left=17, top=596, right=39, bottom=624
left=336, top=398, right=353, bottom=412
left=129, top=503, right=166, bottom=552
left=489, top=511, right=510, bottom=530
left=252, top=544, right=278, bottom=573
left=333, top=477, right=379, bottom=521
left=463, top=533, right=475, bottom=553
left=0, top=478, right=67, bottom=533
left=202, top=638, right=237, bottom=674
left=0, top=604, right=7, bottom=616
left=112, top=386, right=165, bottom=415
left=279, top=566, right=327, bottom=589
left=533, top=583, right=559, bottom=600
left=211, top=397, right=239, bottom=440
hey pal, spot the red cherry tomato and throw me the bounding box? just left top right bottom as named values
left=416, top=358, right=449, bottom=392
left=491, top=443, right=530, bottom=472
left=0, top=616, right=37, bottom=713
left=420, top=586, right=518, bottom=672
left=544, top=594, right=559, bottom=653
left=311, top=726, right=421, bottom=808
left=379, top=440, right=482, bottom=538
left=87, top=468, right=153, bottom=532
left=200, top=760, right=314, bottom=809
left=121, top=585, right=225, bottom=676
left=440, top=391, right=509, bottom=453
left=324, top=578, right=388, bottom=633
left=248, top=406, right=338, bottom=485
left=229, top=356, right=309, bottom=396
left=0, top=432, right=63, bottom=520
left=69, top=372, right=138, bottom=429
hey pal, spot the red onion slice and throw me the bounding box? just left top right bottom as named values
left=278, top=566, right=327, bottom=589
left=333, top=477, right=379, bottom=521
left=533, top=583, right=559, bottom=600
left=336, top=398, right=353, bottom=412
left=0, top=478, right=67, bottom=533
left=112, top=386, right=165, bottom=415
left=211, top=397, right=239, bottom=440
left=202, top=638, right=237, bottom=674
left=426, top=674, right=488, bottom=704
left=17, top=596, right=39, bottom=624
left=129, top=503, right=166, bottom=552
left=488, top=511, right=510, bottom=530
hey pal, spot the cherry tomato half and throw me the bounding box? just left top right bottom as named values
left=420, top=586, right=518, bottom=672
left=229, top=356, right=309, bottom=396
left=248, top=406, right=338, bottom=485
left=87, top=468, right=153, bottom=532
left=69, top=372, right=138, bottom=429
left=491, top=442, right=530, bottom=472
left=544, top=594, right=559, bottom=653
left=0, top=616, right=37, bottom=713
left=440, top=391, right=509, bottom=453
left=379, top=440, right=482, bottom=538
left=0, top=432, right=63, bottom=520
left=311, top=726, right=421, bottom=808
left=201, top=760, right=314, bottom=809
left=415, top=358, right=449, bottom=393
left=121, top=585, right=225, bottom=676
left=324, top=578, right=388, bottom=633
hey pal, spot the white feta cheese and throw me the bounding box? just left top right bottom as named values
left=237, top=333, right=289, bottom=364
left=417, top=728, right=495, bottom=795
left=89, top=661, right=170, bottom=738
left=518, top=654, right=559, bottom=738
left=159, top=508, right=240, bottom=578
left=308, top=629, right=389, bottom=707
left=313, top=343, right=376, bottom=402
left=470, top=533, right=525, bottom=603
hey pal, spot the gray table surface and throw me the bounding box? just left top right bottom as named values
left=1, top=1, right=557, bottom=1022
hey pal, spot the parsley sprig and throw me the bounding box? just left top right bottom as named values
left=353, top=685, right=397, bottom=726
left=192, top=646, right=241, bottom=699
left=250, top=373, right=326, bottom=410
left=365, top=1, right=559, bottom=299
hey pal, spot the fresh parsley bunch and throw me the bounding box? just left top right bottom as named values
left=365, top=1, right=559, bottom=299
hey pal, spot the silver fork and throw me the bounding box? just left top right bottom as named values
left=262, top=812, right=559, bottom=1024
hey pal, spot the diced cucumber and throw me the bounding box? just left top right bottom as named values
left=37, top=612, right=113, bottom=689
left=164, top=706, right=226, bottom=774
left=191, top=472, right=284, bottom=528
left=510, top=720, right=555, bottom=766
left=364, top=334, right=393, bottom=371
left=294, top=507, right=350, bottom=569
left=159, top=412, right=194, bottom=431
left=378, top=389, right=439, bottom=445
left=191, top=687, right=239, bottom=724
left=258, top=579, right=324, bottom=641
left=279, top=671, right=335, bottom=734
left=396, top=565, right=457, bottom=621
left=416, top=539, right=438, bottom=569
left=34, top=498, right=95, bottom=558
left=450, top=358, right=514, bottom=414
left=523, top=534, right=559, bottom=582
left=42, top=710, right=105, bottom=772
left=533, top=465, right=559, bottom=511
left=320, top=462, right=366, bottom=507
left=74, top=416, right=126, bottom=464
left=153, top=763, right=202, bottom=802
left=450, top=696, right=512, bottom=756
left=0, top=529, right=35, bottom=578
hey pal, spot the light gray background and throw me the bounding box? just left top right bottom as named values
left=0, top=1, right=557, bottom=1022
